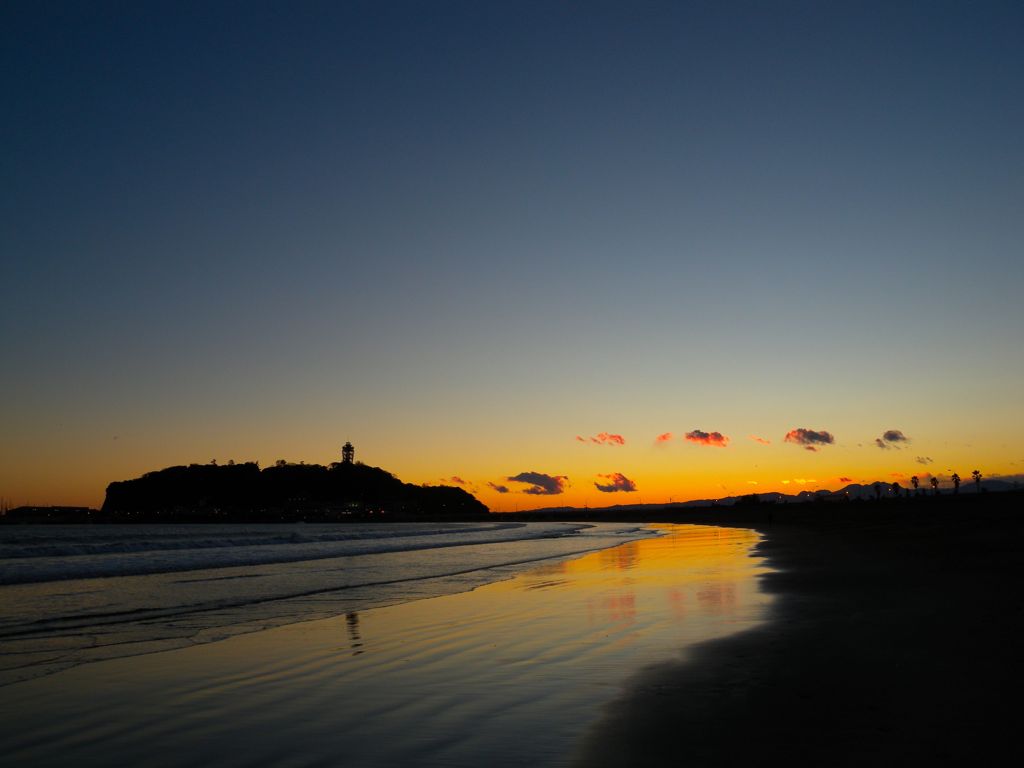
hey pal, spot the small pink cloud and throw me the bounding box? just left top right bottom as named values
left=685, top=429, right=729, bottom=448
left=655, top=432, right=674, bottom=443
left=748, top=435, right=771, bottom=445
left=875, top=430, right=910, bottom=449
left=838, top=476, right=853, bottom=483
left=784, top=428, right=834, bottom=451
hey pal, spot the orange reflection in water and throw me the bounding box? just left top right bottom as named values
left=357, top=523, right=769, bottom=664
left=513, top=524, right=765, bottom=633
left=597, top=541, right=640, bottom=572
left=0, top=524, right=772, bottom=768
left=591, top=593, right=637, bottom=625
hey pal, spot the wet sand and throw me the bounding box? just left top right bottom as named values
left=0, top=524, right=768, bottom=767
left=575, top=495, right=1024, bottom=766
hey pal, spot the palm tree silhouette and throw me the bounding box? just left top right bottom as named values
left=951, top=472, right=961, bottom=494
left=972, top=469, right=982, bottom=492
left=911, top=476, right=919, bottom=494
left=930, top=476, right=939, bottom=494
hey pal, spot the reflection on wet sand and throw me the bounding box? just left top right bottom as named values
left=1, top=524, right=770, bottom=768
left=598, top=541, right=639, bottom=572
left=345, top=612, right=363, bottom=656
left=512, top=524, right=765, bottom=640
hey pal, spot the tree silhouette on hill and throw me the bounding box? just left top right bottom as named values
left=952, top=473, right=961, bottom=494
left=972, top=469, right=982, bottom=492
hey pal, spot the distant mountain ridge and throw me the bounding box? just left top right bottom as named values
left=526, top=479, right=1021, bottom=515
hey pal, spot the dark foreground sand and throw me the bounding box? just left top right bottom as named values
left=574, top=493, right=1024, bottom=766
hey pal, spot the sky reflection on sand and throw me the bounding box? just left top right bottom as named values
left=1, top=524, right=770, bottom=768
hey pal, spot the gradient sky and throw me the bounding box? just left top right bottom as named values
left=3, top=1, right=1023, bottom=510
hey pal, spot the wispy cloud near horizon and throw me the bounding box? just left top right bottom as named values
left=442, top=475, right=479, bottom=492
left=594, top=472, right=637, bottom=492
left=507, top=471, right=568, bottom=495
left=577, top=432, right=626, bottom=446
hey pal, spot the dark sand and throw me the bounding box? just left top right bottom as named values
left=575, top=492, right=1024, bottom=766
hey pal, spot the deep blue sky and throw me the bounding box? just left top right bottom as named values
left=3, top=1, right=1023, bottom=506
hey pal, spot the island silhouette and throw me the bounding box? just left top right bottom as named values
left=99, top=443, right=488, bottom=522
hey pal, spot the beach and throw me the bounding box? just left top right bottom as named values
left=0, top=523, right=768, bottom=767
left=4, top=496, right=1022, bottom=766
left=576, top=494, right=1024, bottom=766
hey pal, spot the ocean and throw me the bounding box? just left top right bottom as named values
left=1, top=521, right=771, bottom=766
left=0, top=521, right=658, bottom=685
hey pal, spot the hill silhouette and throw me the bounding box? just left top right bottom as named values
left=520, top=477, right=1020, bottom=516
left=101, top=461, right=489, bottom=522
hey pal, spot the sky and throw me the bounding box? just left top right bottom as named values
left=3, top=1, right=1023, bottom=511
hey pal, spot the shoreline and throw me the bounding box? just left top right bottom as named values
left=0, top=523, right=770, bottom=767
left=0, top=521, right=656, bottom=687
left=574, top=495, right=1024, bottom=765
